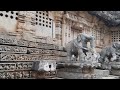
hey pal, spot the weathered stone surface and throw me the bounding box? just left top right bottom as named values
left=93, top=69, right=110, bottom=76
left=0, top=63, right=16, bottom=72
left=56, top=51, right=67, bottom=56
left=101, top=63, right=112, bottom=70
left=16, top=62, right=33, bottom=70
left=16, top=39, right=28, bottom=47
left=0, top=45, right=27, bottom=54
left=57, top=46, right=64, bottom=51
left=0, top=71, right=15, bottom=79
left=22, top=31, right=36, bottom=41
left=57, top=57, right=67, bottom=62
left=42, top=55, right=57, bottom=60
left=102, top=75, right=119, bottom=79
left=32, top=60, right=56, bottom=72
left=28, top=41, right=37, bottom=48
left=0, top=34, right=28, bottom=46
left=0, top=35, right=17, bottom=45
left=28, top=42, right=59, bottom=50
left=43, top=50, right=56, bottom=55
left=0, top=71, right=32, bottom=79
left=57, top=71, right=93, bottom=79
left=27, top=48, right=44, bottom=54
left=57, top=68, right=82, bottom=73
left=35, top=36, right=47, bottom=43
left=31, top=71, right=57, bottom=79
left=22, top=71, right=32, bottom=79
left=110, top=69, right=120, bottom=76
left=36, top=43, right=59, bottom=50
left=111, top=62, right=120, bottom=69
left=0, top=53, right=42, bottom=61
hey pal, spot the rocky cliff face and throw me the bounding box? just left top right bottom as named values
left=88, top=11, right=120, bottom=27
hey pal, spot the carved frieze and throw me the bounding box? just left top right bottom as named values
left=16, top=62, right=33, bottom=70
left=42, top=55, right=57, bottom=60
left=36, top=43, right=59, bottom=50
left=0, top=54, right=42, bottom=61
left=0, top=63, right=16, bottom=72
left=0, top=35, right=28, bottom=46
left=0, top=62, right=34, bottom=71
left=0, top=71, right=32, bottom=79
left=0, top=53, right=58, bottom=61
left=27, top=48, right=44, bottom=54
left=0, top=45, right=27, bottom=54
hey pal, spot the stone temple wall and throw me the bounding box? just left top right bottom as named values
left=0, top=11, right=117, bottom=79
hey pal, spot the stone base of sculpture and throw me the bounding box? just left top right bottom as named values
left=110, top=62, right=120, bottom=76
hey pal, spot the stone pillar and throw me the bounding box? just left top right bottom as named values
left=61, top=17, right=66, bottom=47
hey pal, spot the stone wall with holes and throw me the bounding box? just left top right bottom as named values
left=0, top=11, right=67, bottom=79
left=0, top=11, right=112, bottom=50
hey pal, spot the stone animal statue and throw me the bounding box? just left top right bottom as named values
left=98, top=42, right=120, bottom=63
left=64, top=33, right=96, bottom=61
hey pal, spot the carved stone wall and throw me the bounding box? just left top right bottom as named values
left=0, top=11, right=119, bottom=79
left=0, top=31, right=67, bottom=79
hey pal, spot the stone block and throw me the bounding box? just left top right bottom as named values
left=94, top=69, right=110, bottom=76
left=32, top=60, right=56, bottom=72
